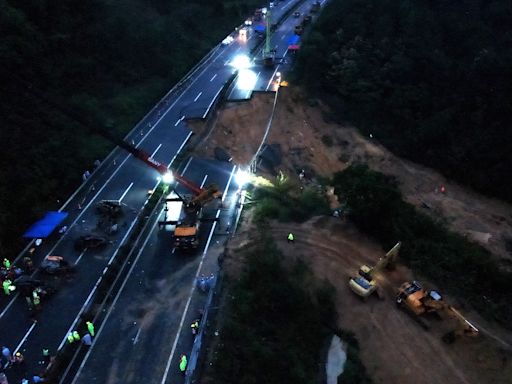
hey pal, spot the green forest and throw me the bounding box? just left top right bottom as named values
left=0, top=0, right=259, bottom=256
left=295, top=0, right=512, bottom=202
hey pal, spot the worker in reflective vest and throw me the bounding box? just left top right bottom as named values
left=179, top=354, right=188, bottom=373
left=191, top=320, right=200, bottom=335
left=86, top=321, right=95, bottom=337
left=287, top=233, right=294, bottom=243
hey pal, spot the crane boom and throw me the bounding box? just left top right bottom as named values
left=14, top=73, right=214, bottom=201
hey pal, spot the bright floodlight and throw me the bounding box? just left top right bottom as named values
left=235, top=169, right=251, bottom=186
left=237, top=69, right=258, bottom=91
left=231, top=54, right=251, bottom=70
left=162, top=172, right=174, bottom=184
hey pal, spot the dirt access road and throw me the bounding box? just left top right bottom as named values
left=191, top=88, right=512, bottom=383
left=232, top=217, right=512, bottom=384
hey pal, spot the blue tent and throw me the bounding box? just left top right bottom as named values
left=254, top=24, right=266, bottom=33
left=23, top=211, right=69, bottom=238
left=288, top=35, right=300, bottom=45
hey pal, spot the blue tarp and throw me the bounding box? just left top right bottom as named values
left=288, top=35, right=300, bottom=45
left=254, top=24, right=266, bottom=33
left=23, top=211, right=68, bottom=238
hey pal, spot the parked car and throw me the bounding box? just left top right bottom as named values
left=75, top=234, right=109, bottom=251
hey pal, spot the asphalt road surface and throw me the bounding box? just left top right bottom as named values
left=227, top=0, right=325, bottom=100
left=0, top=1, right=306, bottom=383
left=71, top=158, right=238, bottom=384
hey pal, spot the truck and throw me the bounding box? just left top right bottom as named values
left=160, top=180, right=221, bottom=251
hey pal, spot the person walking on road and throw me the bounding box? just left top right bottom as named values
left=179, top=354, right=188, bottom=373
left=2, top=258, right=10, bottom=269
left=287, top=233, right=294, bottom=244
left=42, top=348, right=50, bottom=364
left=1, top=346, right=13, bottom=363
left=190, top=320, right=200, bottom=336
left=82, top=333, right=92, bottom=346
left=86, top=321, right=95, bottom=337
left=2, top=279, right=14, bottom=296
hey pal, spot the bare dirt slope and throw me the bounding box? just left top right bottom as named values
left=228, top=217, right=512, bottom=384
left=192, top=88, right=512, bottom=384
left=192, top=88, right=512, bottom=266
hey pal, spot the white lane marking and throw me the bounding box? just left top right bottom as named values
left=133, top=327, right=142, bottom=345
left=224, top=59, right=231, bottom=66
left=266, top=65, right=281, bottom=91
left=210, top=74, right=217, bottom=82
left=13, top=322, right=37, bottom=356
left=74, top=250, right=87, bottom=266
left=202, top=86, right=224, bottom=118
left=70, top=217, right=160, bottom=384
left=283, top=48, right=289, bottom=58
left=199, top=175, right=208, bottom=189
left=281, top=35, right=286, bottom=40
left=68, top=151, right=187, bottom=383
left=174, top=118, right=181, bottom=126
left=0, top=42, right=215, bottom=320
left=181, top=156, right=194, bottom=176
left=160, top=165, right=236, bottom=384
left=256, top=71, right=261, bottom=81
left=118, top=182, right=134, bottom=203
left=194, top=91, right=202, bottom=102
left=168, top=132, right=193, bottom=167
left=151, top=144, right=163, bottom=158
left=58, top=216, right=139, bottom=351
left=0, top=151, right=135, bottom=320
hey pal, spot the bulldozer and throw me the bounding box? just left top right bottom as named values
left=396, top=280, right=479, bottom=343
left=348, top=242, right=401, bottom=299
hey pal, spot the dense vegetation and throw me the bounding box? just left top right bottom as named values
left=207, top=233, right=371, bottom=383
left=331, top=164, right=512, bottom=327
left=296, top=0, right=512, bottom=202
left=250, top=173, right=330, bottom=223
left=0, top=0, right=259, bottom=256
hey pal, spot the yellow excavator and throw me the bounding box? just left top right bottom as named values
left=348, top=242, right=401, bottom=299
left=396, top=281, right=479, bottom=343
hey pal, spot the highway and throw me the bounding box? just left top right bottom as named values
left=0, top=1, right=311, bottom=383
left=65, top=1, right=325, bottom=383
left=227, top=0, right=322, bottom=100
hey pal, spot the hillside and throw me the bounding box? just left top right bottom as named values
left=294, top=0, right=512, bottom=203
left=0, top=0, right=258, bottom=256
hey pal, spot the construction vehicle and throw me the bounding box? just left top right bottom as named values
left=16, top=75, right=221, bottom=253
left=396, top=281, right=479, bottom=343
left=160, top=181, right=221, bottom=251
left=349, top=242, right=401, bottom=299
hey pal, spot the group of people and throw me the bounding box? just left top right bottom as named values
left=1, top=258, right=24, bottom=295
left=1, top=345, right=49, bottom=383
left=67, top=321, right=95, bottom=347
left=1, top=256, right=50, bottom=315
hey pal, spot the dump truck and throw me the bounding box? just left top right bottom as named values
left=160, top=180, right=221, bottom=251
left=396, top=281, right=479, bottom=343
left=349, top=242, right=401, bottom=299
